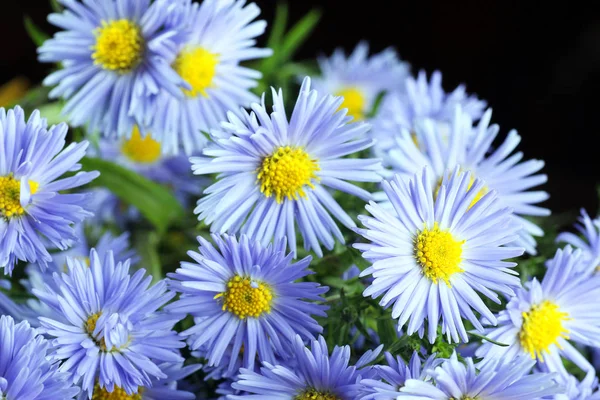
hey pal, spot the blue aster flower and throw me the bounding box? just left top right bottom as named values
left=0, top=315, right=79, bottom=399
left=75, top=362, right=202, bottom=400
left=192, top=77, right=382, bottom=257
left=311, top=41, right=410, bottom=121
left=217, top=382, right=243, bottom=399
left=384, top=106, right=549, bottom=254
left=475, top=246, right=600, bottom=378
left=23, top=226, right=137, bottom=323
left=166, top=234, right=328, bottom=376
left=33, top=247, right=185, bottom=397
left=355, top=167, right=524, bottom=343
left=151, top=0, right=272, bottom=154
left=371, top=70, right=486, bottom=154
left=398, top=352, right=561, bottom=399
left=557, top=208, right=600, bottom=272
left=0, top=106, right=98, bottom=274
left=228, top=335, right=382, bottom=399
left=39, top=0, right=188, bottom=137
left=358, top=351, right=439, bottom=400
left=549, top=372, right=600, bottom=400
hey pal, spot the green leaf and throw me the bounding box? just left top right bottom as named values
left=277, top=8, right=321, bottom=68
left=252, top=5, right=321, bottom=94
left=24, top=16, right=49, bottom=47
left=266, top=3, right=289, bottom=51
left=376, top=317, right=398, bottom=347
left=80, top=157, right=185, bottom=233
left=366, top=91, right=387, bottom=119
left=37, top=103, right=67, bottom=125
left=135, top=231, right=163, bottom=283
left=50, top=0, right=63, bottom=12
left=469, top=331, right=509, bottom=347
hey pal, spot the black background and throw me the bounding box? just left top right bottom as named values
left=3, top=1, right=600, bottom=215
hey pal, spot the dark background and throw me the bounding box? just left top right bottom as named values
left=3, top=1, right=600, bottom=215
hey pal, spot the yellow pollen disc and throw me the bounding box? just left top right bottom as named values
left=85, top=312, right=108, bottom=351
left=257, top=146, right=320, bottom=203
left=173, top=47, right=218, bottom=98
left=92, top=19, right=144, bottom=72
left=295, top=389, right=341, bottom=400
left=335, top=87, right=366, bottom=121
left=121, top=126, right=162, bottom=164
left=91, top=382, right=143, bottom=400
left=217, top=275, right=273, bottom=319
left=434, top=174, right=488, bottom=210
left=519, top=300, right=570, bottom=360
left=414, top=223, right=464, bottom=285
left=0, top=175, right=38, bottom=218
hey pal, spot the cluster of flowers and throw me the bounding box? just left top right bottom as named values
left=0, top=0, right=598, bottom=399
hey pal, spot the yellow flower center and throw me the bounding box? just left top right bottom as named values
left=91, top=382, right=143, bottom=400
left=85, top=312, right=108, bottom=351
left=173, top=47, right=218, bottom=98
left=257, top=146, right=319, bottom=203
left=0, top=176, right=39, bottom=218
left=414, top=223, right=464, bottom=285
left=121, top=126, right=162, bottom=164
left=295, top=389, right=341, bottom=400
left=92, top=19, right=144, bottom=72
left=335, top=87, right=366, bottom=121
left=434, top=174, right=488, bottom=210
left=216, top=276, right=273, bottom=319
left=519, top=300, right=570, bottom=360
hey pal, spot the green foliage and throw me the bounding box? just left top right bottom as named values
left=429, top=328, right=460, bottom=359
left=80, top=157, right=185, bottom=234
left=468, top=331, right=509, bottom=347
left=250, top=3, right=321, bottom=95
left=24, top=16, right=49, bottom=47
left=36, top=102, right=68, bottom=125
left=134, top=231, right=162, bottom=283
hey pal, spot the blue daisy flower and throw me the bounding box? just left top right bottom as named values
left=75, top=362, right=202, bottom=400
left=0, top=315, right=79, bottom=399
left=151, top=0, right=272, bottom=154
left=228, top=335, right=382, bottom=399
left=311, top=41, right=410, bottom=121
left=0, top=106, right=98, bottom=274
left=23, top=226, right=137, bottom=323
left=191, top=77, right=382, bottom=257
left=215, top=380, right=246, bottom=399
left=33, top=247, right=185, bottom=397
left=355, top=167, right=524, bottom=343
left=549, top=371, right=600, bottom=400
left=371, top=70, right=486, bottom=154
left=39, top=0, right=188, bottom=137
left=399, top=352, right=562, bottom=399
left=557, top=208, right=600, bottom=272
left=166, top=234, right=328, bottom=376
left=475, top=246, right=600, bottom=378
left=358, top=351, right=439, bottom=400
left=384, top=107, right=549, bottom=254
